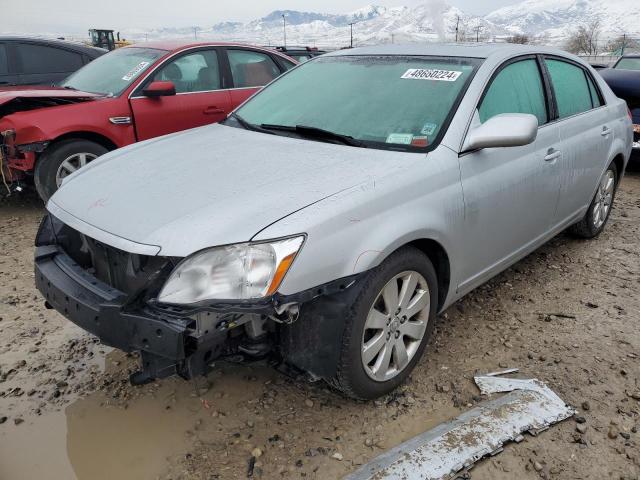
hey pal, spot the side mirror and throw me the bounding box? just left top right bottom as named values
left=465, top=113, right=538, bottom=151
left=143, top=81, right=176, bottom=98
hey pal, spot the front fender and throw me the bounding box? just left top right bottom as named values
left=254, top=148, right=465, bottom=306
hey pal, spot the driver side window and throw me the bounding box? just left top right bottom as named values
left=153, top=50, right=221, bottom=94
left=479, top=59, right=548, bottom=126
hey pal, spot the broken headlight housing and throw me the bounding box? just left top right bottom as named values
left=157, top=236, right=305, bottom=304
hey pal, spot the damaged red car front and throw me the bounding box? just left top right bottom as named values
left=0, top=87, right=103, bottom=193
left=0, top=41, right=297, bottom=200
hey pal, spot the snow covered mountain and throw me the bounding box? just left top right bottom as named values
left=486, top=0, right=640, bottom=42
left=122, top=0, right=638, bottom=48
left=130, top=3, right=498, bottom=47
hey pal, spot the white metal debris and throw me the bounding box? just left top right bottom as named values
left=344, top=374, right=574, bottom=480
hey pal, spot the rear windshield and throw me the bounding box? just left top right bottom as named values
left=60, top=47, right=165, bottom=96
left=614, top=57, right=640, bottom=71
left=234, top=55, right=481, bottom=152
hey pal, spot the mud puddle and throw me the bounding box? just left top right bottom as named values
left=0, top=355, right=279, bottom=480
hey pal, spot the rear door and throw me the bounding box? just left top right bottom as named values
left=543, top=57, right=613, bottom=223
left=0, top=42, right=18, bottom=86
left=129, top=48, right=232, bottom=141
left=14, top=42, right=84, bottom=85
left=458, top=57, right=562, bottom=292
left=224, top=48, right=288, bottom=107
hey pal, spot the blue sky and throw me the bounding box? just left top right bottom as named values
left=5, top=0, right=518, bottom=33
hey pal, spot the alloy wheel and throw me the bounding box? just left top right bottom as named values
left=55, top=152, right=98, bottom=187
left=361, top=270, right=430, bottom=382
left=592, top=169, right=615, bottom=229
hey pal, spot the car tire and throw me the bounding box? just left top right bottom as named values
left=34, top=139, right=108, bottom=202
left=330, top=246, right=438, bottom=400
left=568, top=162, right=618, bottom=239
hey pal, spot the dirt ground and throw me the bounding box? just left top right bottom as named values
left=1, top=171, right=639, bottom=480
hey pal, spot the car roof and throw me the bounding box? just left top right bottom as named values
left=0, top=36, right=106, bottom=56
left=326, top=42, right=573, bottom=61
left=134, top=40, right=294, bottom=56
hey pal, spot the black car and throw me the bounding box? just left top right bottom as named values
left=272, top=46, right=326, bottom=63
left=0, top=37, right=106, bottom=87
left=599, top=55, right=640, bottom=156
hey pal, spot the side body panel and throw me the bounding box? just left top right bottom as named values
left=0, top=97, right=135, bottom=148
left=0, top=97, right=135, bottom=147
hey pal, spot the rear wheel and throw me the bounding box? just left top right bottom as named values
left=569, top=162, right=618, bottom=239
left=34, top=139, right=108, bottom=202
left=331, top=247, right=438, bottom=400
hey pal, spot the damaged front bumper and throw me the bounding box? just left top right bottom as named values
left=1, top=129, right=42, bottom=190
left=34, top=215, right=362, bottom=384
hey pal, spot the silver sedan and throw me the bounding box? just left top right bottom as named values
left=37, top=43, right=632, bottom=399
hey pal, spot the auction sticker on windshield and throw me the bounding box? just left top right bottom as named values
left=122, top=62, right=150, bottom=81
left=401, top=69, right=462, bottom=81
left=386, top=133, right=414, bottom=145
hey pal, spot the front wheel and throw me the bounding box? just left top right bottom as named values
left=34, top=139, right=108, bottom=202
left=331, top=247, right=438, bottom=400
left=568, top=162, right=618, bottom=239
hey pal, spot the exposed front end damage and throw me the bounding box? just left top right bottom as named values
left=0, top=90, right=99, bottom=193
left=34, top=214, right=362, bottom=385
left=1, top=124, right=47, bottom=193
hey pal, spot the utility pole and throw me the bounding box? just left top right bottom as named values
left=455, top=15, right=460, bottom=42
left=282, top=14, right=287, bottom=48
left=391, top=33, right=395, bottom=44
left=349, top=22, right=356, bottom=48
left=193, top=27, right=198, bottom=40
left=621, top=33, right=627, bottom=56
left=475, top=25, right=482, bottom=42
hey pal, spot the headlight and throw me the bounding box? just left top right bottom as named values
left=157, top=236, right=305, bottom=304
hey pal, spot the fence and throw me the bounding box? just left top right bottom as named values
left=579, top=55, right=621, bottom=67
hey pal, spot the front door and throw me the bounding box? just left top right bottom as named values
left=0, top=43, right=18, bottom=87
left=130, top=48, right=232, bottom=141
left=458, top=57, right=562, bottom=292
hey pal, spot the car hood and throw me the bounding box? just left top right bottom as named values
left=49, top=124, right=422, bottom=257
left=0, top=87, right=100, bottom=116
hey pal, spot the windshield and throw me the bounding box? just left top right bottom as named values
left=233, top=55, right=480, bottom=151
left=614, top=57, right=640, bottom=71
left=60, top=47, right=166, bottom=96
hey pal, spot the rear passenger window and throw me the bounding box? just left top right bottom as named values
left=586, top=75, right=603, bottom=108
left=228, top=50, right=281, bottom=88
left=0, top=44, right=8, bottom=74
left=16, top=43, right=83, bottom=74
left=479, top=59, right=548, bottom=125
left=545, top=59, right=594, bottom=118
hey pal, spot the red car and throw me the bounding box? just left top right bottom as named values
left=0, top=41, right=296, bottom=200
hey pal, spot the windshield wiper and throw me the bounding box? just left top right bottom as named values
left=228, top=113, right=275, bottom=134
left=261, top=124, right=367, bottom=148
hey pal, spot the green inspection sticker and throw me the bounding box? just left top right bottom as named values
left=420, top=123, right=437, bottom=136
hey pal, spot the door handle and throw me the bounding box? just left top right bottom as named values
left=601, top=126, right=612, bottom=136
left=544, top=148, right=561, bottom=162
left=203, top=106, right=225, bottom=115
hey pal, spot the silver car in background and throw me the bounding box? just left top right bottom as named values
left=35, top=44, right=632, bottom=399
